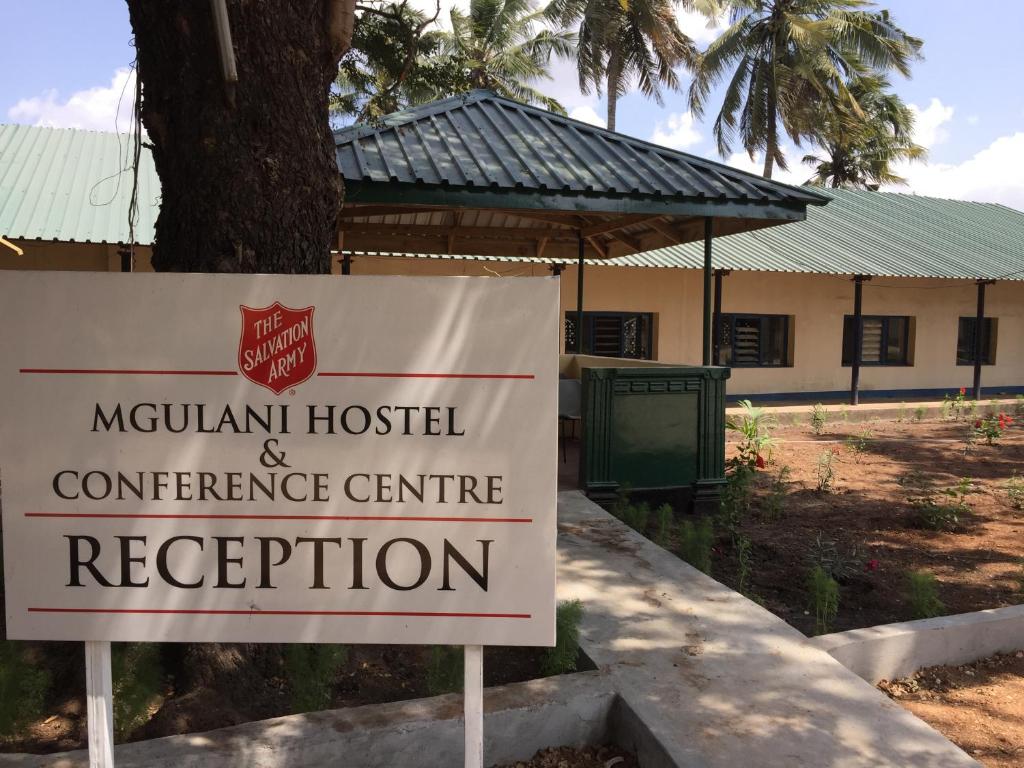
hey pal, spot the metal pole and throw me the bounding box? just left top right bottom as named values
left=851, top=275, right=864, bottom=406
left=973, top=280, right=987, bottom=400
left=702, top=217, right=713, bottom=366
left=341, top=252, right=351, bottom=275
left=713, top=269, right=724, bottom=365
left=85, top=641, right=115, bottom=768
left=464, top=645, right=483, bottom=768
left=576, top=234, right=585, bottom=354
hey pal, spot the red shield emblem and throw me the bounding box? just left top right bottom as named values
left=238, top=303, right=317, bottom=394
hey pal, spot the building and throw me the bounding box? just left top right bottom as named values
left=2, top=118, right=1023, bottom=401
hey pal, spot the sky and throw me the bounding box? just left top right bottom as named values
left=2, top=1, right=1023, bottom=210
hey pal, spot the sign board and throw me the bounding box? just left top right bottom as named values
left=0, top=272, right=557, bottom=647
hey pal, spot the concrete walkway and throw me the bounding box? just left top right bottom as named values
left=726, top=396, right=1020, bottom=425
left=557, top=491, right=979, bottom=768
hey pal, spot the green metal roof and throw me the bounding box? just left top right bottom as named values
left=335, top=90, right=830, bottom=219
left=0, top=123, right=159, bottom=245
left=608, top=188, right=1024, bottom=281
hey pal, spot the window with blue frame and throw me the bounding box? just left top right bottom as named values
left=564, top=311, right=653, bottom=359
left=716, top=314, right=792, bottom=367
left=842, top=315, right=912, bottom=366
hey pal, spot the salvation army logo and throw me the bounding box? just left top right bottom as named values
left=238, top=302, right=317, bottom=395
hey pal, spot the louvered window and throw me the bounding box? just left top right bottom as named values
left=842, top=316, right=911, bottom=366
left=717, top=314, right=791, bottom=367
left=564, top=312, right=653, bottom=359
left=956, top=317, right=996, bottom=365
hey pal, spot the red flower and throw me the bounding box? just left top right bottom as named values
left=1006, top=416, right=1015, bottom=425
left=865, top=559, right=880, bottom=572
left=975, top=420, right=983, bottom=428
left=959, top=387, right=966, bottom=396
left=756, top=455, right=766, bottom=469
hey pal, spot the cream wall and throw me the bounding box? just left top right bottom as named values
left=4, top=245, right=1020, bottom=397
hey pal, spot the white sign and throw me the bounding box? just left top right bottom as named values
left=0, top=272, right=557, bottom=646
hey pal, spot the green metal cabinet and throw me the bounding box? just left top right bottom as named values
left=579, top=365, right=730, bottom=511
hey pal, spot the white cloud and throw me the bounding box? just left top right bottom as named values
left=569, top=104, right=605, bottom=127
left=676, top=8, right=726, bottom=44
left=966, top=115, right=980, bottom=126
left=908, top=97, right=954, bottom=149
left=725, top=148, right=807, bottom=186
left=8, top=68, right=136, bottom=131
left=650, top=111, right=701, bottom=149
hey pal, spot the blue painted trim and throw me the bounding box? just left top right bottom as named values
left=726, top=385, right=1024, bottom=404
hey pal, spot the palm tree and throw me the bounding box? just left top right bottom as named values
left=444, top=0, right=576, bottom=113
left=802, top=74, right=926, bottom=188
left=546, top=0, right=704, bottom=131
left=689, top=0, right=922, bottom=179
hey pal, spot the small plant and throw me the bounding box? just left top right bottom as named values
left=1015, top=394, right=1024, bottom=417
left=720, top=462, right=755, bottom=530
left=810, top=403, right=828, bottom=435
left=678, top=517, right=714, bottom=575
left=284, top=643, right=348, bottom=713
left=761, top=465, right=791, bottom=521
left=620, top=501, right=650, bottom=534
left=111, top=642, right=164, bottom=740
left=609, top=484, right=632, bottom=519
left=806, top=531, right=862, bottom=582
left=973, top=412, right=1014, bottom=445
left=736, top=535, right=753, bottom=595
left=896, top=402, right=908, bottom=422
left=654, top=503, right=674, bottom=546
left=909, top=478, right=971, bottom=532
left=945, top=387, right=969, bottom=420
left=839, top=404, right=849, bottom=423
left=426, top=645, right=463, bottom=695
left=905, top=571, right=944, bottom=619
left=541, top=600, right=584, bottom=675
left=0, top=641, right=52, bottom=737
left=727, top=399, right=778, bottom=469
left=845, top=427, right=872, bottom=454
left=816, top=448, right=838, bottom=493
left=913, top=405, right=926, bottom=422
left=807, top=565, right=839, bottom=635
left=1006, top=473, right=1024, bottom=511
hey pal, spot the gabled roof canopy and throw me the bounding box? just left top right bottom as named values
left=334, top=90, right=829, bottom=260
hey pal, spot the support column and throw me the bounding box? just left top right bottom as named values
left=702, top=217, right=713, bottom=366
left=712, top=268, right=728, bottom=365
left=850, top=275, right=865, bottom=406
left=576, top=233, right=585, bottom=354
left=341, top=251, right=351, bottom=275
left=973, top=280, right=991, bottom=400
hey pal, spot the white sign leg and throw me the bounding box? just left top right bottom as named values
left=85, top=641, right=115, bottom=768
left=464, top=645, right=484, bottom=768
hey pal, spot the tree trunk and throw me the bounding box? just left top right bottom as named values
left=605, top=50, right=620, bottom=132
left=762, top=65, right=778, bottom=179
left=127, top=0, right=355, bottom=273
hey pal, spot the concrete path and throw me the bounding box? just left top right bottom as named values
left=726, top=397, right=1020, bottom=425
left=557, top=491, right=979, bottom=768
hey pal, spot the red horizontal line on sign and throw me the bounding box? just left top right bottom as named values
left=25, top=513, right=532, bottom=523
left=18, top=369, right=533, bottom=379
left=19, top=368, right=237, bottom=376
left=28, top=608, right=531, bottom=619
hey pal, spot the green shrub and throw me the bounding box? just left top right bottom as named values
left=806, top=531, right=862, bottom=582
left=761, top=466, right=790, bottom=521
left=111, top=642, right=164, bottom=741
left=911, top=498, right=962, bottom=531
left=0, top=641, right=51, bottom=737
left=720, top=462, right=754, bottom=530
left=283, top=644, right=348, bottom=713
left=1007, top=473, right=1024, bottom=511
left=807, top=566, right=839, bottom=635
left=609, top=484, right=632, bottom=519
left=654, top=503, right=674, bottom=547
left=845, top=428, right=872, bottom=454
left=896, top=402, right=908, bottom=422
left=541, top=600, right=584, bottom=676
left=727, top=399, right=778, bottom=467
left=914, top=405, right=926, bottom=422
left=905, top=571, right=945, bottom=619
left=678, top=517, right=714, bottom=575
left=425, top=645, right=463, bottom=696
left=810, top=403, right=828, bottom=435
left=620, top=501, right=650, bottom=534
left=816, top=449, right=837, bottom=493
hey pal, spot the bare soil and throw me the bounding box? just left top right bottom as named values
left=3, top=644, right=593, bottom=754
left=878, top=651, right=1024, bottom=767
left=493, top=745, right=638, bottom=768
left=712, top=415, right=1024, bottom=635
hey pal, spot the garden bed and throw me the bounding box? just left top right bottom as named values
left=878, top=651, right=1024, bottom=767
left=607, top=407, right=1024, bottom=637
left=494, top=745, right=637, bottom=768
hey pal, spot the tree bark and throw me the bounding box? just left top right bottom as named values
left=605, top=50, right=620, bottom=132
left=127, top=0, right=355, bottom=273
left=762, top=92, right=777, bottom=180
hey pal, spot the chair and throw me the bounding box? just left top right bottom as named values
left=558, top=379, right=582, bottom=463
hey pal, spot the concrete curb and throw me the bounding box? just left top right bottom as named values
left=808, top=604, right=1024, bottom=684
left=0, top=672, right=616, bottom=768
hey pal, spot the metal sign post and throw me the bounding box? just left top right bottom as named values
left=464, top=645, right=484, bottom=768
left=85, top=641, right=115, bottom=768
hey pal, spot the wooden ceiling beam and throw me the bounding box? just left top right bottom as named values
left=579, top=214, right=660, bottom=238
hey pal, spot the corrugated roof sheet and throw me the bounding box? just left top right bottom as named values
left=334, top=90, right=829, bottom=208
left=0, top=123, right=159, bottom=245
left=605, top=189, right=1024, bottom=281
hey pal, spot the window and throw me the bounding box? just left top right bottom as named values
left=716, top=314, right=791, bottom=367
left=842, top=315, right=911, bottom=366
left=957, top=317, right=997, bottom=365
left=565, top=312, right=653, bottom=359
